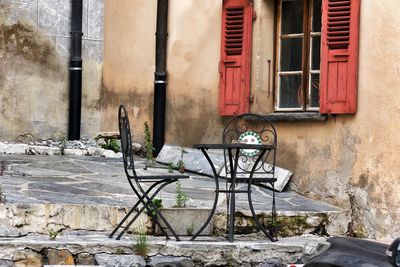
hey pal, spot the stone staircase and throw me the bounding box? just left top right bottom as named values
left=0, top=154, right=347, bottom=266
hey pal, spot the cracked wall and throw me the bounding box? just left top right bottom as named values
left=0, top=0, right=103, bottom=140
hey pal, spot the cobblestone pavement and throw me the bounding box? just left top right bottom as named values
left=0, top=154, right=340, bottom=215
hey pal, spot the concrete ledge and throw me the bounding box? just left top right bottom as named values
left=155, top=208, right=213, bottom=236
left=0, top=233, right=326, bottom=266
left=0, top=203, right=148, bottom=236
left=263, top=113, right=328, bottom=122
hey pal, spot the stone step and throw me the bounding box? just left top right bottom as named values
left=0, top=154, right=347, bottom=241
left=0, top=202, right=346, bottom=240
left=0, top=232, right=326, bottom=267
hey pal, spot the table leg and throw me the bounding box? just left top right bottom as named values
left=190, top=148, right=220, bottom=241
left=227, top=148, right=240, bottom=242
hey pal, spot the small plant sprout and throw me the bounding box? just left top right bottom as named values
left=227, top=252, right=235, bottom=267
left=58, top=137, right=68, bottom=155
left=135, top=230, right=149, bottom=256
left=168, top=163, right=175, bottom=173
left=177, top=146, right=188, bottom=173
left=48, top=229, right=58, bottom=241
left=145, top=198, right=163, bottom=217
left=143, top=122, right=155, bottom=168
left=175, top=181, right=189, bottom=208
left=101, top=138, right=120, bottom=153
left=186, top=223, right=195, bottom=236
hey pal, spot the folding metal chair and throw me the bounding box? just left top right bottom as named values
left=109, top=105, right=189, bottom=240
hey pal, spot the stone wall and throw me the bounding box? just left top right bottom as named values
left=0, top=0, right=103, bottom=140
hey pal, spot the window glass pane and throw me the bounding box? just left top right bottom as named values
left=309, top=73, right=319, bottom=107
left=312, top=0, right=322, bottom=32
left=279, top=75, right=302, bottom=108
left=280, top=38, right=303, bottom=71
left=311, top=36, right=321, bottom=70
left=281, top=0, right=304, bottom=34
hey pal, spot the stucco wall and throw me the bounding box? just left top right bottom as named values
left=102, top=0, right=275, bottom=143
left=103, top=0, right=400, bottom=241
left=0, top=0, right=103, bottom=140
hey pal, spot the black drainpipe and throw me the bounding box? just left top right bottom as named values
left=153, top=0, right=168, bottom=155
left=68, top=0, right=83, bottom=140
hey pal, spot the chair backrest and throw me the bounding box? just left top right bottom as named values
left=118, top=105, right=137, bottom=178
left=222, top=113, right=277, bottom=180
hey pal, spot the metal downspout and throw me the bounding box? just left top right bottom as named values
left=68, top=0, right=83, bottom=140
left=153, top=0, right=168, bottom=155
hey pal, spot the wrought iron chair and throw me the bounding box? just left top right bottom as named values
left=109, top=105, right=189, bottom=240
left=221, top=113, right=278, bottom=241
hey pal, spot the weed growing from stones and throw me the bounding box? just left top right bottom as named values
left=58, top=137, right=68, bottom=155
left=226, top=252, right=236, bottom=266
left=168, top=163, right=175, bottom=173
left=145, top=198, right=163, bottom=217
left=186, top=223, right=195, bottom=236
left=48, top=229, right=58, bottom=240
left=100, top=138, right=120, bottom=153
left=175, top=181, right=188, bottom=208
left=177, top=146, right=187, bottom=173
left=143, top=122, right=155, bottom=168
left=135, top=232, right=149, bottom=257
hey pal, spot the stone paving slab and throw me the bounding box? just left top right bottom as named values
left=156, top=143, right=225, bottom=177
left=0, top=154, right=340, bottom=213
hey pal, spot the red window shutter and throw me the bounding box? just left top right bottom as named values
left=219, top=0, right=253, bottom=116
left=319, top=0, right=361, bottom=114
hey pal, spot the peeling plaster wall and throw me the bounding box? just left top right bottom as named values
left=102, top=0, right=275, bottom=144
left=0, top=0, right=103, bottom=140
left=103, top=0, right=400, bottom=240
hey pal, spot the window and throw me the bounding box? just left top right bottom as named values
left=275, top=0, right=322, bottom=111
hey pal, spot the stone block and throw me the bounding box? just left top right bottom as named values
left=0, top=143, right=28, bottom=154
left=95, top=131, right=120, bottom=140
left=94, top=253, right=146, bottom=267
left=87, top=0, right=104, bottom=40
left=155, top=208, right=213, bottom=236
left=255, top=257, right=284, bottom=267
left=149, top=255, right=194, bottom=267
left=0, top=259, right=13, bottom=267
left=64, top=148, right=86, bottom=156
left=102, top=149, right=122, bottom=158
left=13, top=249, right=43, bottom=267
left=156, top=144, right=224, bottom=177
left=76, top=253, right=95, bottom=265
left=219, top=163, right=293, bottom=192
left=44, top=249, right=74, bottom=265
left=82, top=39, right=104, bottom=62
left=38, top=0, right=70, bottom=37
left=26, top=145, right=60, bottom=155
left=54, top=36, right=70, bottom=60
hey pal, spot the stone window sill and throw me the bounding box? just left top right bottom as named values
left=262, top=112, right=328, bottom=122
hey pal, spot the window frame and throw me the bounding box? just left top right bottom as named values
left=274, top=0, right=321, bottom=112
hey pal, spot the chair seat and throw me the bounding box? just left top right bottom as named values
left=218, top=176, right=277, bottom=183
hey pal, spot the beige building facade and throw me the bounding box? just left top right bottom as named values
left=102, top=0, right=400, bottom=241
left=1, top=0, right=399, bottom=241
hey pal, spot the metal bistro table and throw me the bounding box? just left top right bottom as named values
left=191, top=143, right=276, bottom=242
